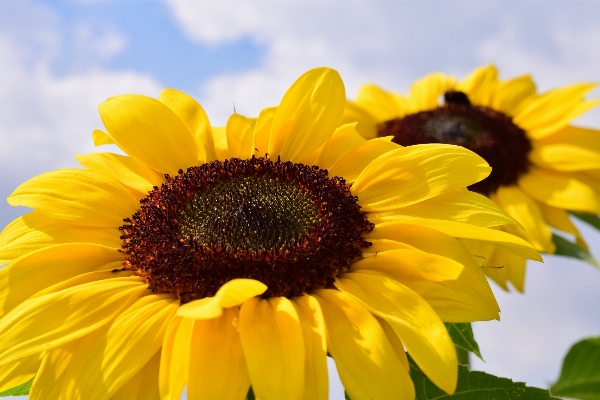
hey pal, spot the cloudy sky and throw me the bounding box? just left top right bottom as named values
left=1, top=0, right=600, bottom=398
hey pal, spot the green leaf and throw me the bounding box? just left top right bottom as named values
left=0, top=378, right=33, bottom=397
left=445, top=323, right=483, bottom=361
left=552, top=233, right=599, bottom=269
left=551, top=335, right=600, bottom=399
left=570, top=211, right=600, bottom=232
left=411, top=364, right=561, bottom=399
left=247, top=387, right=255, bottom=400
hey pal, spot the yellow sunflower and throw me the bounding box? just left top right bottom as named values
left=0, top=67, right=540, bottom=400
left=345, top=64, right=600, bottom=292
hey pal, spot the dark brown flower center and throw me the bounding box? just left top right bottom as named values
left=378, top=90, right=532, bottom=196
left=120, top=157, right=373, bottom=302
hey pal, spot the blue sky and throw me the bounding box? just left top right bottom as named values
left=1, top=1, right=600, bottom=398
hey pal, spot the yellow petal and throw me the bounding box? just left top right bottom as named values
left=407, top=72, right=448, bottom=113
left=99, top=94, right=198, bottom=175
left=537, top=202, right=587, bottom=250
left=348, top=249, right=499, bottom=322
left=456, top=65, right=498, bottom=107
left=313, top=123, right=366, bottom=170
left=0, top=276, right=147, bottom=366
left=402, top=219, right=542, bottom=261
left=313, top=289, right=414, bottom=400
left=519, top=167, right=600, bottom=214
left=188, top=307, right=250, bottom=400
left=493, top=186, right=555, bottom=252
left=226, top=113, right=256, bottom=160
left=159, top=316, right=194, bottom=400
left=292, top=295, right=328, bottom=400
left=0, top=211, right=120, bottom=264
left=491, top=74, right=536, bottom=115
left=31, top=270, right=134, bottom=299
left=341, top=100, right=379, bottom=139
left=253, top=106, right=277, bottom=157
left=328, top=137, right=398, bottom=183
left=92, top=129, right=115, bottom=146
left=268, top=68, right=345, bottom=162
left=177, top=279, right=267, bottom=319
left=0, top=355, right=40, bottom=392
left=354, top=83, right=409, bottom=122
left=158, top=88, right=216, bottom=163
left=211, top=126, right=229, bottom=160
left=376, top=316, right=410, bottom=372
left=530, top=126, right=600, bottom=171
left=240, top=296, right=305, bottom=400
left=352, top=144, right=491, bottom=211
left=484, top=246, right=528, bottom=292
left=0, top=243, right=122, bottom=315
left=363, top=238, right=418, bottom=253
left=335, top=272, right=457, bottom=394
left=368, top=189, right=520, bottom=228
left=514, top=83, right=599, bottom=140
left=76, top=152, right=164, bottom=197
left=8, top=169, right=139, bottom=228
left=113, top=350, right=161, bottom=400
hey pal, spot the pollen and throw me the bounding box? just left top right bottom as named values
left=378, top=91, right=532, bottom=196
left=120, top=157, right=373, bottom=302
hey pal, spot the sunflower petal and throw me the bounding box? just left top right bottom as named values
left=0, top=212, right=120, bottom=264
left=99, top=94, right=198, bottom=175
left=253, top=106, right=277, bottom=157
left=537, top=203, right=587, bottom=249
left=484, top=246, right=528, bottom=292
left=491, top=74, right=536, bottom=115
left=348, top=249, right=499, bottom=322
left=240, top=297, right=305, bottom=400
left=0, top=243, right=123, bottom=315
left=113, top=351, right=161, bottom=400
left=402, top=219, right=542, bottom=261
left=376, top=316, right=410, bottom=371
left=519, top=167, right=600, bottom=214
left=407, top=72, right=448, bottom=113
left=341, top=100, right=379, bottom=139
left=530, top=126, right=600, bottom=171
left=0, top=355, right=40, bottom=392
left=159, top=316, right=193, bottom=400
left=158, top=88, right=216, bottom=163
left=177, top=279, right=267, bottom=320
left=76, top=152, right=163, bottom=197
left=8, top=169, right=139, bottom=228
left=92, top=129, right=115, bottom=146
left=226, top=113, right=256, bottom=159
left=313, top=289, right=414, bottom=400
left=514, top=83, right=598, bottom=140
left=328, top=137, right=398, bottom=183
left=352, top=144, right=491, bottom=211
left=268, top=68, right=345, bottom=162
left=456, top=64, right=498, bottom=106
left=368, top=189, right=520, bottom=228
left=355, top=84, right=409, bottom=121
left=188, top=308, right=250, bottom=400
left=493, top=186, right=555, bottom=252
left=292, top=295, right=328, bottom=400
left=0, top=277, right=147, bottom=366
left=335, top=272, right=457, bottom=394
left=313, top=123, right=366, bottom=170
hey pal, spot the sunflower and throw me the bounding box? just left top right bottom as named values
left=0, top=67, right=540, bottom=400
left=345, top=64, right=600, bottom=292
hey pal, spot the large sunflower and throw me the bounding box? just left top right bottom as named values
left=345, top=64, right=600, bottom=291
left=0, top=68, right=539, bottom=400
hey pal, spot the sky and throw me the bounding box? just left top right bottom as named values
left=1, top=0, right=599, bottom=398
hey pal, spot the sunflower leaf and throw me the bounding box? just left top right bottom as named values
left=552, top=233, right=600, bottom=269
left=550, top=335, right=600, bottom=399
left=445, top=322, right=483, bottom=361
left=0, top=378, right=33, bottom=396
left=411, top=364, right=561, bottom=399
left=570, top=211, right=600, bottom=232
left=247, top=387, right=255, bottom=400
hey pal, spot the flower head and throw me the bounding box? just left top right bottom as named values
left=345, top=64, right=599, bottom=291
left=0, top=67, right=539, bottom=399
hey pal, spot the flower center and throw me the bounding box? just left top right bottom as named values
left=120, top=157, right=373, bottom=302
left=378, top=91, right=532, bottom=196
